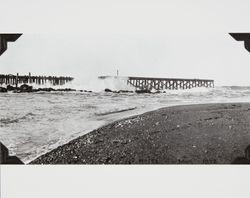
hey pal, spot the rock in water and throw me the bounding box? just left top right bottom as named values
left=119, top=90, right=133, bottom=93
left=20, top=84, right=33, bottom=92
left=37, top=87, right=55, bottom=92
left=56, top=88, right=76, bottom=91
left=0, top=87, right=7, bottom=92
left=135, top=89, right=151, bottom=94
left=7, top=85, right=15, bottom=91
left=105, top=88, right=112, bottom=92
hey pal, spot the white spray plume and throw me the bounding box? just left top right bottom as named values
left=14, top=76, right=136, bottom=92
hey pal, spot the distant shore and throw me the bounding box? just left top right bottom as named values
left=30, top=103, right=250, bottom=164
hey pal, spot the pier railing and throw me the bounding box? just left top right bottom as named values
left=0, top=73, right=74, bottom=87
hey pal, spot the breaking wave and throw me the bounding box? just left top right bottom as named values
left=95, top=107, right=137, bottom=116
left=0, top=113, right=36, bottom=125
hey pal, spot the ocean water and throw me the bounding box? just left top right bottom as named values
left=1, top=84, right=250, bottom=163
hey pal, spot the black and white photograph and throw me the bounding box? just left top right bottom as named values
left=1, top=0, right=250, bottom=197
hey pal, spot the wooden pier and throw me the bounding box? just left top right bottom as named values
left=99, top=76, right=214, bottom=90
left=0, top=73, right=74, bottom=87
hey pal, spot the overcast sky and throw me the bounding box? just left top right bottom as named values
left=1, top=0, right=250, bottom=86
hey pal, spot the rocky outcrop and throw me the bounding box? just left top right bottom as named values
left=104, top=88, right=133, bottom=93
left=33, top=88, right=77, bottom=92
left=20, top=84, right=33, bottom=92
left=0, top=85, right=80, bottom=93
left=80, top=90, right=93, bottom=93
left=56, top=88, right=76, bottom=91
left=0, top=87, right=7, bottom=92
left=104, top=88, right=113, bottom=92
left=7, top=85, right=15, bottom=91
left=32, top=88, right=55, bottom=92
left=135, top=89, right=151, bottom=94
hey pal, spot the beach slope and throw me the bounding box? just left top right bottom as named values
left=30, top=103, right=250, bottom=164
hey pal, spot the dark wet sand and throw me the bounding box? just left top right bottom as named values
left=30, top=103, right=250, bottom=164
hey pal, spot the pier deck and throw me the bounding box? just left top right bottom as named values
left=99, top=76, right=214, bottom=90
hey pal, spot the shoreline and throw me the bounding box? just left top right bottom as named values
left=30, top=102, right=250, bottom=164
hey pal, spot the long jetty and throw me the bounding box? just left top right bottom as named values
left=0, top=73, right=74, bottom=87
left=99, top=76, right=214, bottom=90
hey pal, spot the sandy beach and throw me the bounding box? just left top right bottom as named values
left=30, top=103, right=250, bottom=164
